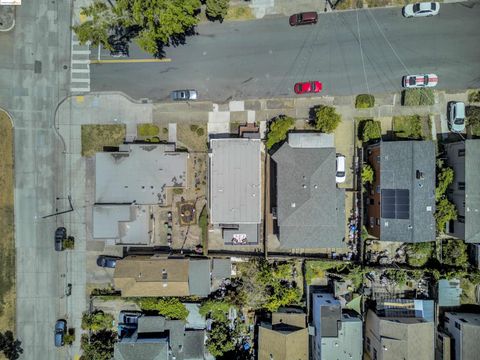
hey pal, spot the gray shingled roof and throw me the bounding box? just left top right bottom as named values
left=183, top=330, right=206, bottom=360
left=95, top=144, right=187, bottom=205
left=465, top=140, right=480, bottom=242
left=188, top=260, right=211, bottom=297
left=379, top=141, right=436, bottom=242
left=209, top=138, right=261, bottom=224
left=272, top=142, right=345, bottom=248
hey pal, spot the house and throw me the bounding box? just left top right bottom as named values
left=271, top=132, right=345, bottom=249
left=113, top=256, right=231, bottom=297
left=441, top=312, right=480, bottom=360
left=93, top=143, right=188, bottom=245
left=444, top=140, right=480, bottom=264
left=311, top=292, right=363, bottom=360
left=364, top=299, right=435, bottom=360
left=114, top=315, right=205, bottom=360
left=258, top=308, right=309, bottom=360
left=209, top=138, right=262, bottom=244
left=366, top=141, right=436, bottom=242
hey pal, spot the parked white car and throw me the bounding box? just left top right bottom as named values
left=336, top=154, right=346, bottom=184
left=402, top=74, right=438, bottom=88
left=403, top=2, right=440, bottom=17
left=448, top=101, right=466, bottom=133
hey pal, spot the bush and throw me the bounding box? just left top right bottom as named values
left=468, top=90, right=480, bottom=103
left=466, top=105, right=480, bottom=136
left=361, top=164, right=374, bottom=184
left=435, top=167, right=454, bottom=201
left=440, top=240, right=468, bottom=268
left=355, top=94, right=375, bottom=108
left=402, top=89, right=435, bottom=106
left=314, top=106, right=341, bottom=133
left=196, top=127, right=204, bottom=136
left=63, top=236, right=75, bottom=250
left=206, top=0, right=229, bottom=20
left=64, top=329, right=75, bottom=346
left=80, top=330, right=116, bottom=360
left=137, top=123, right=160, bottom=137
left=406, top=242, right=433, bottom=267
left=137, top=297, right=189, bottom=320
left=190, top=124, right=198, bottom=132
left=266, top=116, right=295, bottom=149
left=359, top=119, right=381, bottom=142
left=81, top=311, right=114, bottom=331
left=435, top=198, right=457, bottom=234
left=206, top=321, right=237, bottom=357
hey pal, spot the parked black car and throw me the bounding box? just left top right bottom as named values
left=96, top=255, right=121, bottom=268
left=54, top=319, right=66, bottom=347
left=55, top=227, right=66, bottom=251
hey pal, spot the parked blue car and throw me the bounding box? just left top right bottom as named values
left=54, top=319, right=66, bottom=347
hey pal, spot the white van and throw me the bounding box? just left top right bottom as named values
left=336, top=154, right=346, bottom=183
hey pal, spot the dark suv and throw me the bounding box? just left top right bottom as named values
left=289, top=12, right=318, bottom=26
left=55, top=227, right=66, bottom=251
left=54, top=319, right=66, bottom=347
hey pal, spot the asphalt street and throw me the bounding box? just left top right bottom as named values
left=91, top=2, right=480, bottom=102
left=0, top=0, right=75, bottom=359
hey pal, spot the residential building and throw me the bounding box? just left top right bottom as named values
left=311, top=292, right=363, bottom=360
left=366, top=140, right=436, bottom=242
left=209, top=138, right=262, bottom=244
left=271, top=133, right=345, bottom=249
left=364, top=299, right=435, bottom=360
left=437, top=279, right=462, bottom=308
left=113, top=256, right=231, bottom=297
left=258, top=308, right=308, bottom=360
left=114, top=315, right=205, bottom=360
left=444, top=140, right=480, bottom=244
left=442, top=312, right=480, bottom=360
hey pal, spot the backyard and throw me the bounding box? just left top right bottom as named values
left=393, top=115, right=431, bottom=140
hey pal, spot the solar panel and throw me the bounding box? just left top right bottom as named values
left=381, top=189, right=410, bottom=219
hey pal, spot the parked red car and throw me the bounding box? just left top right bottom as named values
left=294, top=81, right=322, bottom=94
left=289, top=12, right=318, bottom=26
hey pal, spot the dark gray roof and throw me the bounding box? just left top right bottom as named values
left=183, top=330, right=206, bottom=360
left=272, top=142, right=345, bottom=248
left=379, top=141, right=436, bottom=242
left=320, top=303, right=341, bottom=338
left=465, top=140, right=480, bottom=242
left=212, top=259, right=231, bottom=281
left=188, top=260, right=211, bottom=296
left=114, top=339, right=168, bottom=360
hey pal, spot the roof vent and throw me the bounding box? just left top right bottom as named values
left=291, top=203, right=296, bottom=208
left=162, top=268, right=168, bottom=280
left=302, top=184, right=307, bottom=189
left=426, top=206, right=432, bottom=211
left=384, top=221, right=389, bottom=227
left=314, top=185, right=318, bottom=189
left=408, top=225, right=413, bottom=229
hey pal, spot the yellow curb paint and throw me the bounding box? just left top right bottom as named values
left=90, top=58, right=172, bottom=64
left=76, top=96, right=84, bottom=103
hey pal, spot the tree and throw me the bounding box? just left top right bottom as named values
left=200, top=300, right=232, bottom=322
left=435, top=198, right=457, bottom=234
left=360, top=119, right=381, bottom=142
left=72, top=1, right=116, bottom=49
left=0, top=331, right=23, bottom=360
left=436, top=166, right=454, bottom=201
left=80, top=331, right=116, bottom=360
left=406, top=242, right=434, bottom=267
left=440, top=240, right=469, bottom=268
left=206, top=0, right=230, bottom=20
left=81, top=311, right=114, bottom=331
left=314, top=106, right=341, bottom=133
left=361, top=164, right=374, bottom=184
left=266, top=116, right=295, bottom=149
left=138, top=297, right=189, bottom=320
left=206, top=321, right=237, bottom=357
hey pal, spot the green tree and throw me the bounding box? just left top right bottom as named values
left=72, top=1, right=115, bottom=49
left=436, top=166, right=454, bottom=201
left=206, top=0, right=230, bottom=20
left=435, top=198, right=457, bottom=234
left=314, top=106, right=341, bottom=133
left=81, top=311, right=114, bottom=331
left=360, top=119, right=381, bottom=142
left=80, top=331, right=116, bottom=360
left=138, top=297, right=189, bottom=320
left=200, top=300, right=232, bottom=322
left=266, top=116, right=295, bottom=149
left=440, top=240, right=469, bottom=268
left=206, top=321, right=237, bottom=357
left=361, top=164, right=374, bottom=184
left=406, top=242, right=434, bottom=267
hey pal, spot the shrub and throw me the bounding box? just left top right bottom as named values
left=190, top=124, right=198, bottom=132
left=206, top=321, right=236, bottom=357
left=402, top=89, right=435, bottom=106
left=81, top=311, right=114, bottom=331
left=137, top=123, right=159, bottom=137
left=314, top=106, right=341, bottom=133
left=359, top=119, right=381, bottom=142
left=162, top=127, right=168, bottom=134
left=149, top=136, right=160, bottom=143
left=355, top=94, right=375, bottom=108
left=406, top=242, right=433, bottom=267
left=64, top=329, right=75, bottom=346
left=435, top=198, right=457, bottom=234
left=440, top=240, right=468, bottom=268
left=63, top=236, right=75, bottom=250
left=137, top=297, right=189, bottom=320
left=196, top=127, right=205, bottom=136
left=468, top=90, right=480, bottom=103
left=266, top=116, right=295, bottom=149
left=206, top=0, right=229, bottom=20
left=466, top=105, right=480, bottom=136
left=361, top=164, right=374, bottom=184
left=435, top=167, right=454, bottom=201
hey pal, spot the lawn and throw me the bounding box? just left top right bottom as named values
left=393, top=115, right=430, bottom=139
left=0, top=110, right=15, bottom=333
left=177, top=123, right=208, bottom=152
left=81, top=124, right=126, bottom=157
left=224, top=5, right=255, bottom=21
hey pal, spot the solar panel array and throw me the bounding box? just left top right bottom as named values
left=381, top=189, right=410, bottom=219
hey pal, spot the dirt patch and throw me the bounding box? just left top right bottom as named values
left=81, top=124, right=126, bottom=157
left=0, top=110, right=15, bottom=333
left=225, top=5, right=255, bottom=21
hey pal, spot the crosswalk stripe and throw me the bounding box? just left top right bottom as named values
left=70, top=68, right=90, bottom=73
left=71, top=59, right=90, bottom=64
left=72, top=50, right=91, bottom=55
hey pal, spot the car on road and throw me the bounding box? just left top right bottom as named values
left=54, top=319, right=67, bottom=347
left=171, top=89, right=198, bottom=101
left=55, top=227, right=66, bottom=251
left=293, top=81, right=322, bottom=94
left=403, top=2, right=440, bottom=17
left=96, top=255, right=122, bottom=268
left=289, top=12, right=318, bottom=26
left=448, top=101, right=466, bottom=132
left=402, top=73, right=438, bottom=88
left=336, top=154, right=346, bottom=184
left=119, top=310, right=143, bottom=325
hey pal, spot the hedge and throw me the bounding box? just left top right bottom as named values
left=402, top=89, right=435, bottom=106
left=359, top=119, right=381, bottom=142
left=355, top=94, right=375, bottom=109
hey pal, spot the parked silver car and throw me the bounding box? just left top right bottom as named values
left=171, top=89, right=198, bottom=101
left=448, top=101, right=465, bottom=132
